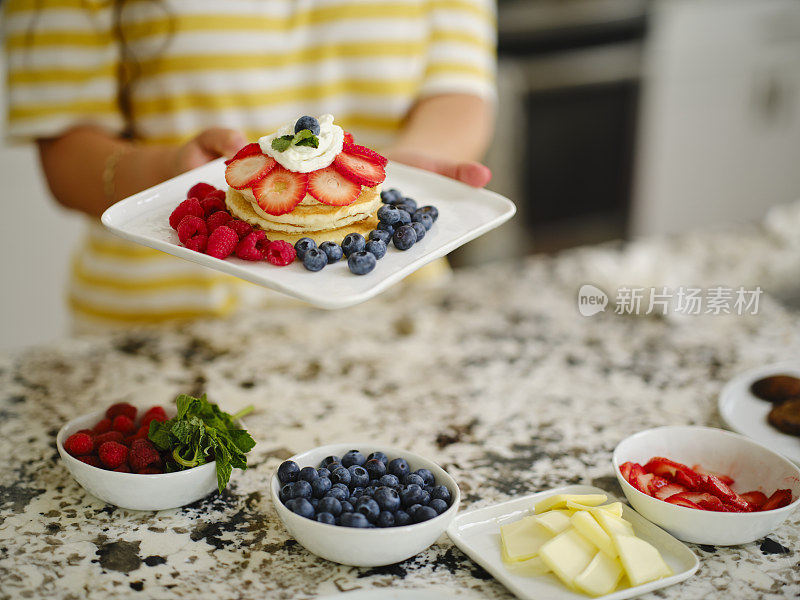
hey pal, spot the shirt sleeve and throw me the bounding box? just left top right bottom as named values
left=419, top=0, right=497, bottom=102
left=3, top=0, right=125, bottom=143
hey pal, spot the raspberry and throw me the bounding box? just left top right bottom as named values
left=265, top=240, right=296, bottom=266
left=235, top=230, right=271, bottom=261
left=185, top=234, right=208, bottom=253
left=129, top=439, right=162, bottom=471
left=98, top=441, right=128, bottom=469
left=114, top=464, right=131, bottom=473
left=187, top=182, right=217, bottom=201
left=141, top=406, right=168, bottom=428
left=64, top=432, right=93, bottom=456
left=138, top=467, right=163, bottom=475
left=169, top=197, right=204, bottom=229
left=227, top=219, right=253, bottom=240
left=106, top=402, right=137, bottom=421
left=177, top=215, right=207, bottom=245
left=78, top=455, right=101, bottom=468
left=93, top=418, right=112, bottom=434
left=76, top=428, right=95, bottom=437
left=201, top=190, right=227, bottom=216
left=206, top=210, right=232, bottom=233
left=92, top=430, right=124, bottom=451
left=207, top=226, right=238, bottom=259
left=112, top=414, right=136, bottom=435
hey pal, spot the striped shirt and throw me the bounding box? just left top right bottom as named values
left=4, top=0, right=496, bottom=327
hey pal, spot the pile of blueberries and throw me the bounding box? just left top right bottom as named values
left=295, top=188, right=439, bottom=275
left=277, top=449, right=453, bottom=528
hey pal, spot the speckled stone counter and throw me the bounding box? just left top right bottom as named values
left=3, top=203, right=800, bottom=599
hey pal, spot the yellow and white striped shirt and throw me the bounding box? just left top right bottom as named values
left=4, top=0, right=496, bottom=327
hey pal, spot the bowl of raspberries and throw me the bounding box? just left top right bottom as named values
left=271, top=443, right=460, bottom=566
left=56, top=401, right=217, bottom=510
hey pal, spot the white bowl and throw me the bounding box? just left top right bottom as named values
left=270, top=443, right=461, bottom=567
left=613, top=426, right=800, bottom=545
left=57, top=404, right=219, bottom=511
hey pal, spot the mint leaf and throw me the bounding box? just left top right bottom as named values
left=293, top=129, right=319, bottom=148
left=271, top=134, right=294, bottom=152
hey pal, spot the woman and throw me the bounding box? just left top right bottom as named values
left=5, top=0, right=496, bottom=328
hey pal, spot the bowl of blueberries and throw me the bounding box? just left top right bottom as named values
left=271, top=443, right=460, bottom=566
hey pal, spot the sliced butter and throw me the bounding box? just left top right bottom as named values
left=532, top=509, right=573, bottom=535
left=535, top=494, right=607, bottom=514
left=500, top=516, right=553, bottom=562
left=565, top=500, right=624, bottom=518
left=593, top=510, right=635, bottom=538
left=613, top=534, right=672, bottom=587
left=508, top=555, right=551, bottom=577
left=570, top=511, right=617, bottom=558
left=539, top=527, right=597, bottom=588
left=574, top=551, right=624, bottom=597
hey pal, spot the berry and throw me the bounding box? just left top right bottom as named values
left=419, top=490, right=431, bottom=505
left=317, top=496, right=342, bottom=516
left=374, top=486, right=401, bottom=512
left=106, top=402, right=137, bottom=421
left=376, top=511, right=395, bottom=527
left=429, top=498, right=448, bottom=514
left=138, top=467, right=163, bottom=475
left=330, top=466, right=351, bottom=486
left=333, top=151, right=386, bottom=187
left=340, top=512, right=370, bottom=528
left=128, top=438, right=161, bottom=471
left=285, top=498, right=315, bottom=519
left=413, top=505, right=437, bottom=523
left=343, top=144, right=388, bottom=168
left=388, top=457, right=410, bottom=478
left=302, top=247, right=328, bottom=272
left=93, top=418, right=112, bottom=434
left=317, top=467, right=331, bottom=479
left=294, top=237, right=316, bottom=260
left=76, top=429, right=95, bottom=437
left=112, top=415, right=135, bottom=435
left=252, top=165, right=308, bottom=215
left=410, top=222, right=426, bottom=242
left=177, top=215, right=208, bottom=245
left=341, top=233, right=366, bottom=257
left=308, top=165, right=361, bottom=206
left=355, top=497, right=380, bottom=522
left=406, top=503, right=422, bottom=516
left=205, top=210, right=232, bottom=233
left=348, top=465, right=369, bottom=488
left=227, top=219, right=253, bottom=240
left=278, top=460, right=300, bottom=484
left=185, top=234, right=208, bottom=253
left=114, top=464, right=131, bottom=473
left=225, top=143, right=263, bottom=165
left=340, top=500, right=354, bottom=514
left=320, top=455, right=341, bottom=469
left=200, top=191, right=227, bottom=216
left=431, top=485, right=451, bottom=504
left=207, top=226, right=238, bottom=259
left=367, top=451, right=389, bottom=465
left=235, top=230, right=271, bottom=261
left=92, top=431, right=124, bottom=452
left=299, top=466, right=319, bottom=482
left=379, top=474, right=400, bottom=489
left=412, top=211, right=433, bottom=231
left=265, top=240, right=296, bottom=266
left=364, top=240, right=386, bottom=260
left=396, top=209, right=412, bottom=226
left=399, top=197, right=417, bottom=212
left=416, top=205, right=438, bottom=222
left=395, top=510, right=412, bottom=526
left=287, top=480, right=313, bottom=500
left=309, top=498, right=320, bottom=510
left=401, top=484, right=425, bottom=508
left=368, top=229, right=391, bottom=245
left=64, top=432, right=93, bottom=456
left=380, top=188, right=403, bottom=204
left=341, top=449, right=366, bottom=468
left=98, top=441, right=128, bottom=469
left=316, top=512, right=336, bottom=525
left=78, top=455, right=101, bottom=468
left=312, top=477, right=332, bottom=498
left=377, top=204, right=404, bottom=226
left=392, top=225, right=417, bottom=250
left=319, top=241, right=343, bottom=264
left=141, top=406, right=168, bottom=428
left=404, top=473, right=425, bottom=488
left=343, top=131, right=354, bottom=146
left=187, top=182, right=217, bottom=201
left=348, top=251, right=376, bottom=275
left=169, top=197, right=204, bottom=229
left=225, top=153, right=276, bottom=189
left=294, top=115, right=321, bottom=136
left=415, top=469, right=435, bottom=486
left=376, top=222, right=395, bottom=236
left=364, top=458, right=386, bottom=480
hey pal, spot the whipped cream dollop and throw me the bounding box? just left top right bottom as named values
left=259, top=114, right=344, bottom=173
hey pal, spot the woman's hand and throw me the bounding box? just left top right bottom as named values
left=169, top=128, right=248, bottom=178
left=383, top=149, right=492, bottom=188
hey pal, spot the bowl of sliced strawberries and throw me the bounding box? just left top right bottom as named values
left=613, top=425, right=800, bottom=545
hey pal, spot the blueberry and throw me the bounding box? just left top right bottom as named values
left=414, top=505, right=438, bottom=523
left=406, top=503, right=422, bottom=516
left=380, top=188, right=403, bottom=204
left=315, top=512, right=336, bottom=525
left=412, top=212, right=433, bottom=231
left=416, top=205, right=438, bottom=222
left=349, top=466, right=370, bottom=488
left=326, top=483, right=350, bottom=502
left=340, top=500, right=354, bottom=513
left=279, top=484, right=292, bottom=503
left=277, top=460, right=300, bottom=484
left=302, top=247, right=327, bottom=271
left=367, top=451, right=389, bottom=465
left=376, top=222, right=395, bottom=236
left=377, top=204, right=404, bottom=226
left=317, top=496, right=342, bottom=516
left=376, top=511, right=395, bottom=527
left=424, top=485, right=434, bottom=496
left=395, top=510, right=412, bottom=526
left=431, top=485, right=451, bottom=504
left=330, top=466, right=351, bottom=486
left=374, top=486, right=401, bottom=512
left=341, top=450, right=366, bottom=468
left=364, top=239, right=387, bottom=260
left=364, top=458, right=387, bottom=480
left=355, top=497, right=380, bottom=522
left=294, top=115, right=321, bottom=136
left=348, top=495, right=360, bottom=506
left=415, top=469, right=435, bottom=486
left=285, top=498, right=315, bottom=519
left=410, top=222, right=426, bottom=242
left=379, top=474, right=400, bottom=488
left=362, top=485, right=377, bottom=495
left=401, top=484, right=425, bottom=508
left=350, top=486, right=365, bottom=499
left=311, top=477, right=332, bottom=498
left=388, top=457, right=410, bottom=478
left=404, top=473, right=425, bottom=488
left=292, top=480, right=313, bottom=499
left=396, top=208, right=412, bottom=226
left=341, top=233, right=366, bottom=257
left=294, top=237, right=316, bottom=260
left=317, top=241, right=343, bottom=264
left=348, top=251, right=376, bottom=275
left=298, top=466, right=318, bottom=483
left=309, top=497, right=319, bottom=510
left=392, top=225, right=417, bottom=250
left=368, top=229, right=392, bottom=245
left=429, top=498, right=448, bottom=514
left=317, top=467, right=331, bottom=479
left=400, top=197, right=417, bottom=212
left=419, top=490, right=431, bottom=505
left=320, top=455, right=341, bottom=469
left=340, top=512, right=370, bottom=528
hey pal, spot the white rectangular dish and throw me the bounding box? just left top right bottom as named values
left=101, top=159, right=516, bottom=309
left=446, top=485, right=699, bottom=600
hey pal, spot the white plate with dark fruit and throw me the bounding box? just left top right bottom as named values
left=102, top=114, right=516, bottom=309
left=271, top=443, right=460, bottom=566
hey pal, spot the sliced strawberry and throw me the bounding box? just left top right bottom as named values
left=739, top=490, right=768, bottom=510
left=644, top=457, right=702, bottom=489
left=333, top=151, right=386, bottom=187
left=619, top=461, right=638, bottom=482
left=307, top=165, right=361, bottom=206
left=646, top=474, right=671, bottom=496
left=225, top=142, right=262, bottom=166
left=761, top=489, right=793, bottom=511
left=225, top=154, right=276, bottom=189
left=692, top=464, right=734, bottom=486
left=669, top=492, right=727, bottom=512
left=627, top=465, right=651, bottom=495
left=665, top=495, right=703, bottom=510
left=344, top=143, right=388, bottom=168
left=343, top=131, right=354, bottom=146
left=697, top=474, right=751, bottom=511
left=252, top=165, right=308, bottom=216
left=655, top=482, right=687, bottom=501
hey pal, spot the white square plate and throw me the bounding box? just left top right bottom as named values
left=446, top=485, right=699, bottom=600
left=101, top=159, right=516, bottom=309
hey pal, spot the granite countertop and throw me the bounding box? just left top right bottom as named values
left=2, top=202, right=800, bottom=599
